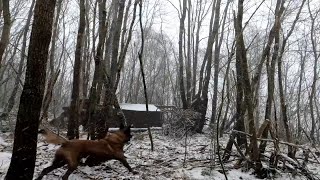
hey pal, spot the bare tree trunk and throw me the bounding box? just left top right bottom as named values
left=68, top=0, right=85, bottom=139
left=126, top=53, right=137, bottom=102
left=210, top=0, right=230, bottom=126
left=100, top=0, right=127, bottom=138
left=219, top=74, right=231, bottom=137
left=296, top=44, right=306, bottom=139
left=276, top=0, right=305, bottom=157
left=261, top=0, right=284, bottom=154
left=186, top=0, right=192, bottom=105
left=0, top=0, right=11, bottom=67
left=87, top=0, right=107, bottom=140
left=109, top=0, right=125, bottom=87
left=134, top=72, right=141, bottom=103
left=5, top=0, right=56, bottom=178
left=191, top=0, right=204, bottom=99
left=41, top=70, right=60, bottom=122
left=82, top=0, right=91, bottom=99
left=138, top=0, right=153, bottom=151
left=193, top=0, right=221, bottom=133
left=254, top=0, right=286, bottom=155
left=178, top=0, right=188, bottom=109
left=234, top=0, right=261, bottom=171
left=219, top=43, right=235, bottom=137
left=307, top=0, right=319, bottom=144
left=252, top=8, right=280, bottom=113
left=41, top=0, right=63, bottom=122
left=115, top=0, right=138, bottom=89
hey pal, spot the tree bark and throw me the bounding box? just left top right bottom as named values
left=234, top=0, right=261, bottom=171
left=261, top=0, right=284, bottom=154
left=219, top=43, right=235, bottom=137
left=0, top=0, right=11, bottom=68
left=193, top=0, right=221, bottom=133
left=67, top=0, right=86, bottom=140
left=186, top=0, right=192, bottom=106
left=256, top=0, right=286, bottom=155
left=41, top=0, right=63, bottom=122
left=5, top=0, right=56, bottom=179
left=178, top=0, right=188, bottom=109
left=296, top=44, right=306, bottom=139
left=210, top=0, right=230, bottom=126
left=276, top=0, right=305, bottom=157
left=138, top=0, right=153, bottom=151
left=307, top=0, right=319, bottom=144
left=87, top=0, right=107, bottom=140
left=191, top=0, right=204, bottom=99
left=115, top=0, right=138, bottom=89
left=109, top=0, right=125, bottom=88
left=99, top=0, right=127, bottom=139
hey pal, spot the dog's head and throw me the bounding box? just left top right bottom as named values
left=103, top=123, right=133, bottom=144
left=119, top=123, right=133, bottom=143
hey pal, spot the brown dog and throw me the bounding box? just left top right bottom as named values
left=36, top=124, right=136, bottom=180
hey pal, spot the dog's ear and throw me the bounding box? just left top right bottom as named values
left=119, top=123, right=124, bottom=130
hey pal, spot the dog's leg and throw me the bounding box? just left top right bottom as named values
left=62, top=158, right=78, bottom=180
left=62, top=167, right=76, bottom=180
left=35, top=156, right=66, bottom=180
left=116, top=157, right=137, bottom=174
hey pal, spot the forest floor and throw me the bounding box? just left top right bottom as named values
left=0, top=129, right=320, bottom=180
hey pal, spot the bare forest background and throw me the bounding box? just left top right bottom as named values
left=0, top=0, right=320, bottom=179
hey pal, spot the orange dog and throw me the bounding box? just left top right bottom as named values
left=36, top=124, right=136, bottom=180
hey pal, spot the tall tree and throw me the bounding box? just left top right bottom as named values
left=87, top=0, right=107, bottom=140
left=186, top=0, right=192, bottom=106
left=0, top=0, right=10, bottom=67
left=178, top=0, right=188, bottom=109
left=261, top=0, right=284, bottom=153
left=67, top=0, right=86, bottom=140
left=101, top=0, right=133, bottom=138
left=210, top=0, right=231, bottom=126
left=276, top=0, right=305, bottom=156
left=307, top=0, right=319, bottom=143
left=193, top=0, right=221, bottom=133
left=5, top=0, right=56, bottom=179
left=233, top=0, right=261, bottom=171
left=137, top=0, right=154, bottom=151
left=296, top=42, right=306, bottom=139
left=41, top=0, right=63, bottom=122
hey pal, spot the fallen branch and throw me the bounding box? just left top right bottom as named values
left=232, top=130, right=308, bottom=150
left=278, top=153, right=318, bottom=180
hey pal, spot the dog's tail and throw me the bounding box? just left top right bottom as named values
left=38, top=128, right=67, bottom=145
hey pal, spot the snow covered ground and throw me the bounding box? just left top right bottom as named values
left=0, top=130, right=319, bottom=180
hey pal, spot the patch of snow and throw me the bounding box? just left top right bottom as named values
left=187, top=167, right=212, bottom=180
left=0, top=152, right=11, bottom=174
left=224, top=169, right=258, bottom=180
left=120, top=103, right=160, bottom=112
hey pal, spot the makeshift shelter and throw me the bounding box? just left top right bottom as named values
left=119, top=103, right=162, bottom=128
